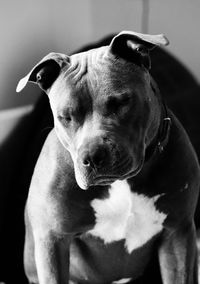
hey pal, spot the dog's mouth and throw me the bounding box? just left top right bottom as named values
left=75, top=155, right=144, bottom=190
left=92, top=158, right=144, bottom=186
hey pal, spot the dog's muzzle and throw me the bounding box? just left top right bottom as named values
left=74, top=137, right=143, bottom=190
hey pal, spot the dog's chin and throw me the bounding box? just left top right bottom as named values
left=74, top=166, right=94, bottom=190
left=76, top=176, right=117, bottom=190
left=76, top=179, right=90, bottom=190
left=74, top=158, right=144, bottom=190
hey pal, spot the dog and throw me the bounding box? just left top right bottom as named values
left=17, top=31, right=200, bottom=284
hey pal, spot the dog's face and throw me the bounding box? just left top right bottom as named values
left=50, top=52, right=151, bottom=189
left=17, top=31, right=169, bottom=189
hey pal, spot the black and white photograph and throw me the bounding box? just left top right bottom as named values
left=0, top=1, right=200, bottom=283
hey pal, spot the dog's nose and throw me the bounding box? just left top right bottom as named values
left=81, top=145, right=109, bottom=169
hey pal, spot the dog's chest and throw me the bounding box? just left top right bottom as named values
left=88, top=180, right=167, bottom=253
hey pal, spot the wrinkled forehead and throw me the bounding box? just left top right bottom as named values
left=49, top=46, right=148, bottom=107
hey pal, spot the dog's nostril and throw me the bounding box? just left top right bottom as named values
left=81, top=147, right=108, bottom=169
left=82, top=156, right=91, bottom=167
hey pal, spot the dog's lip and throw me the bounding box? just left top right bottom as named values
left=89, top=158, right=144, bottom=187
left=92, top=175, right=119, bottom=185
left=121, top=158, right=144, bottom=178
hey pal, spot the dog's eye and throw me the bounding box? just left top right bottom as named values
left=107, top=94, right=131, bottom=114
left=120, top=94, right=131, bottom=105
left=65, top=116, right=72, bottom=123
left=58, top=114, right=72, bottom=124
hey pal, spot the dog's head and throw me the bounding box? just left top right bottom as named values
left=17, top=31, right=169, bottom=190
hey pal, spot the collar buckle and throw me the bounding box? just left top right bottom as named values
left=157, top=117, right=171, bottom=153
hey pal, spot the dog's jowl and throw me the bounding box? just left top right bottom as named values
left=17, top=31, right=200, bottom=284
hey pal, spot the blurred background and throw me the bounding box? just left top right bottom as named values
left=0, top=0, right=200, bottom=110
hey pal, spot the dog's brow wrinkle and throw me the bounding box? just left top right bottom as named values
left=65, top=55, right=88, bottom=85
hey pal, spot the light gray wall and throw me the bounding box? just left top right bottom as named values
left=0, top=0, right=199, bottom=110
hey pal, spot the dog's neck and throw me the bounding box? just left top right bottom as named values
left=145, top=97, right=171, bottom=162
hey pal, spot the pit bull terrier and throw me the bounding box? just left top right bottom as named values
left=17, top=31, right=200, bottom=284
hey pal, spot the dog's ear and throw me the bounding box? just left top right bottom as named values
left=109, top=31, right=169, bottom=69
left=16, top=52, right=70, bottom=93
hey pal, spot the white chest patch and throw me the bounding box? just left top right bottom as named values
left=88, top=180, right=167, bottom=253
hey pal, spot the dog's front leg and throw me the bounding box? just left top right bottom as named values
left=34, top=231, right=71, bottom=284
left=158, top=221, right=198, bottom=284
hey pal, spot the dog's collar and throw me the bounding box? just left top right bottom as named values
left=145, top=100, right=171, bottom=162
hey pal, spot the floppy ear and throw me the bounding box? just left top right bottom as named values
left=16, top=52, right=70, bottom=93
left=110, top=31, right=169, bottom=69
